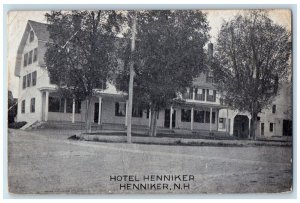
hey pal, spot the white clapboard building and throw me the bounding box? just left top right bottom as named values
left=14, top=20, right=292, bottom=137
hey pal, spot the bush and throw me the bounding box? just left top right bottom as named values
left=8, top=121, right=27, bottom=129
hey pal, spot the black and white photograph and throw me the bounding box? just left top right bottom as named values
left=6, top=7, right=293, bottom=195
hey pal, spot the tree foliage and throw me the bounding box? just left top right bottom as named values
left=116, top=10, right=210, bottom=136
left=44, top=10, right=123, bottom=132
left=8, top=90, right=17, bottom=124
left=212, top=10, right=291, bottom=138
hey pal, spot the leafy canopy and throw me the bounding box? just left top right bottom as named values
left=212, top=11, right=291, bottom=114
left=116, top=10, right=210, bottom=110
left=45, top=10, right=124, bottom=100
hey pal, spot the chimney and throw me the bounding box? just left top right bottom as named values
left=208, top=43, right=213, bottom=59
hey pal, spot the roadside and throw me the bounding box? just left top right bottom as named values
left=75, top=132, right=292, bottom=147
left=7, top=129, right=292, bottom=194
left=22, top=126, right=292, bottom=148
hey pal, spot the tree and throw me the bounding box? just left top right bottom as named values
left=45, top=10, right=123, bottom=132
left=116, top=10, right=210, bottom=136
left=8, top=90, right=17, bottom=124
left=211, top=11, right=291, bottom=139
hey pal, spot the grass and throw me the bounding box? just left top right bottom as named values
left=81, top=131, right=244, bottom=140
left=69, top=131, right=292, bottom=148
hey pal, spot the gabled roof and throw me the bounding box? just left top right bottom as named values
left=27, top=20, right=50, bottom=42
left=14, top=20, right=50, bottom=77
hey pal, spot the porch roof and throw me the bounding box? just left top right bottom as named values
left=93, top=88, right=127, bottom=100
left=173, top=100, right=228, bottom=110
left=38, top=85, right=57, bottom=92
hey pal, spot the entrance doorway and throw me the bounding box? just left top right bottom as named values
left=261, top=123, right=265, bottom=136
left=233, top=115, right=249, bottom=138
left=94, top=103, right=99, bottom=123
left=164, top=109, right=176, bottom=128
left=283, top=119, right=292, bottom=136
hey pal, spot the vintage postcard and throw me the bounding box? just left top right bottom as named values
left=7, top=9, right=292, bottom=195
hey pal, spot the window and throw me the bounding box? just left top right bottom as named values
left=272, top=105, right=276, bottom=114
left=115, top=102, right=126, bottom=116
left=30, top=98, right=35, bottom=113
left=32, top=71, right=37, bottom=86
left=49, top=97, right=60, bottom=112
left=33, top=48, right=38, bottom=62
left=194, top=110, right=204, bottom=123
left=212, top=112, right=216, bottom=123
left=204, top=111, right=210, bottom=123
left=21, top=100, right=25, bottom=113
left=195, top=88, right=205, bottom=101
left=28, top=50, right=33, bottom=65
left=22, top=75, right=26, bottom=89
left=183, top=88, right=193, bottom=99
left=132, top=106, right=143, bottom=118
left=65, top=98, right=81, bottom=113
left=23, top=53, right=28, bottom=67
left=206, top=89, right=216, bottom=102
left=49, top=97, right=64, bottom=113
left=202, top=111, right=216, bottom=124
left=66, top=98, right=73, bottom=113
left=27, top=73, right=31, bottom=87
left=270, top=123, right=274, bottom=132
left=59, top=99, right=65, bottom=113
left=181, top=109, right=191, bottom=122
left=75, top=100, right=81, bottom=113
left=29, top=30, right=34, bottom=42
left=219, top=118, right=226, bottom=129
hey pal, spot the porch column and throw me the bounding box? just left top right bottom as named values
left=98, top=97, right=102, bottom=125
left=72, top=98, right=75, bottom=123
left=148, top=108, right=151, bottom=127
left=226, top=108, right=229, bottom=135
left=216, top=109, right=219, bottom=131
left=248, top=115, right=252, bottom=139
left=191, top=107, right=194, bottom=131
left=63, top=98, right=67, bottom=113
left=209, top=107, right=212, bottom=132
left=125, top=100, right=128, bottom=126
left=45, top=91, right=49, bottom=121
left=170, top=106, right=173, bottom=129
left=192, top=88, right=195, bottom=100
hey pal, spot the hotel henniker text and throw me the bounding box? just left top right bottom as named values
left=110, top=175, right=195, bottom=191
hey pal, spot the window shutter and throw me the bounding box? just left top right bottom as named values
left=33, top=48, right=38, bottom=62
left=32, top=71, right=37, bottom=86
left=23, top=75, right=26, bottom=89
left=24, top=53, right=28, bottom=67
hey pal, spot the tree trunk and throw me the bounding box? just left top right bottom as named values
left=85, top=98, right=92, bottom=133
left=149, top=109, right=154, bottom=136
left=250, top=112, right=258, bottom=140
left=149, top=109, right=158, bottom=137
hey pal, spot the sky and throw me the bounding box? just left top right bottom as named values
left=6, top=9, right=291, bottom=97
